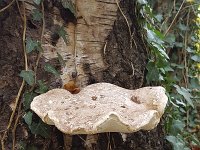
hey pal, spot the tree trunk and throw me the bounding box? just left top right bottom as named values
left=0, top=0, right=169, bottom=149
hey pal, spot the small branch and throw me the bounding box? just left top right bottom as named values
left=0, top=0, right=15, bottom=13
left=115, top=0, right=136, bottom=49
left=183, top=8, right=190, bottom=88
left=103, top=42, right=107, bottom=55
left=34, top=2, right=45, bottom=83
left=16, top=0, right=23, bottom=20
left=73, top=0, right=78, bottom=76
left=1, top=2, right=27, bottom=150
left=12, top=101, right=22, bottom=150
left=164, top=0, right=186, bottom=36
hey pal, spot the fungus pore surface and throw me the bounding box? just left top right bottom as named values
left=31, top=83, right=168, bottom=134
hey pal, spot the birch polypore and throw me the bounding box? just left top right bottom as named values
left=31, top=83, right=168, bottom=134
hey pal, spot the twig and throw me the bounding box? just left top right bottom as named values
left=184, top=9, right=190, bottom=130
left=1, top=2, right=27, bottom=149
left=131, top=62, right=135, bottom=76
left=16, top=0, right=23, bottom=20
left=161, top=0, right=176, bottom=30
left=103, top=42, right=107, bottom=55
left=182, top=3, right=200, bottom=10
left=0, top=0, right=15, bottom=13
left=33, top=2, right=45, bottom=84
left=73, top=0, right=78, bottom=75
left=106, top=132, right=111, bottom=150
left=115, top=0, right=134, bottom=49
left=183, top=8, right=190, bottom=88
left=12, top=101, right=22, bottom=150
left=164, top=0, right=186, bottom=36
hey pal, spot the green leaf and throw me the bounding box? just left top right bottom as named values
left=186, top=47, right=194, bottom=53
left=178, top=23, right=188, bottom=31
left=44, top=63, right=60, bottom=77
left=165, top=34, right=175, bottom=47
left=137, top=0, right=148, bottom=4
left=36, top=42, right=43, bottom=52
left=35, top=80, right=48, bottom=94
left=18, top=141, right=27, bottom=150
left=33, top=0, right=41, bottom=5
left=171, top=63, right=184, bottom=69
left=175, top=42, right=183, bottom=48
left=146, top=27, right=163, bottom=45
left=191, top=55, right=200, bottom=62
left=152, top=42, right=169, bottom=59
left=146, top=61, right=160, bottom=82
left=189, top=77, right=200, bottom=89
left=19, top=70, right=35, bottom=86
left=23, top=111, right=33, bottom=126
left=145, top=26, right=169, bottom=59
left=57, top=26, right=68, bottom=44
left=30, top=120, right=51, bottom=138
left=174, top=85, right=194, bottom=108
left=166, top=136, right=190, bottom=150
left=61, top=0, right=76, bottom=16
left=164, top=65, right=174, bottom=72
left=23, top=92, right=37, bottom=110
left=170, top=120, right=185, bottom=135
left=57, top=52, right=66, bottom=67
left=26, top=38, right=38, bottom=53
left=32, top=9, right=42, bottom=21
left=155, top=14, right=163, bottom=22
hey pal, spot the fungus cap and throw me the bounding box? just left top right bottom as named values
left=31, top=83, right=168, bottom=134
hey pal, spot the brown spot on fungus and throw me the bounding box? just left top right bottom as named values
left=131, top=95, right=141, bottom=104
left=91, top=96, right=97, bottom=101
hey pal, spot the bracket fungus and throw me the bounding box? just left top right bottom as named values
left=31, top=83, right=168, bottom=134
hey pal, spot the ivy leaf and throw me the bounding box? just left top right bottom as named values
left=26, top=38, right=38, bottom=53
left=186, top=47, right=194, bottom=53
left=57, top=52, right=66, bottom=67
left=175, top=42, right=183, bottom=48
left=44, top=63, right=60, bottom=77
left=61, top=0, right=76, bottom=16
left=137, top=0, right=147, bottom=4
left=174, top=85, right=194, bottom=108
left=23, top=111, right=33, bottom=126
left=19, top=70, right=35, bottom=86
left=18, top=141, right=27, bottom=150
left=165, top=34, right=175, bottom=47
left=152, top=42, right=169, bottom=59
left=155, top=14, right=163, bottom=22
left=35, top=80, right=48, bottom=94
left=178, top=23, right=188, bottom=31
left=32, top=9, right=42, bottom=21
left=191, top=55, right=200, bottom=62
left=189, top=77, right=200, bottom=89
left=146, top=61, right=160, bottom=82
left=33, top=0, right=41, bottom=5
left=170, top=120, right=185, bottom=136
left=145, top=26, right=169, bottom=59
left=30, top=120, right=51, bottom=138
left=171, top=63, right=184, bottom=69
left=23, top=92, right=37, bottom=110
left=57, top=26, right=68, bottom=44
left=166, top=136, right=190, bottom=150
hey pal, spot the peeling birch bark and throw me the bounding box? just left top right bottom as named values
left=41, top=0, right=119, bottom=87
